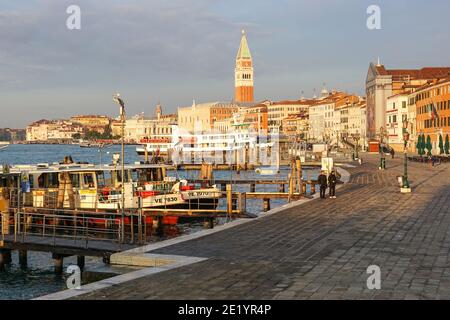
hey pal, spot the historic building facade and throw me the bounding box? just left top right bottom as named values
left=366, top=60, right=450, bottom=139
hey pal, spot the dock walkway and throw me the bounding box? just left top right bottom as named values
left=67, top=153, right=450, bottom=299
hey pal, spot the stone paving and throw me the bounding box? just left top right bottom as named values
left=76, top=153, right=450, bottom=300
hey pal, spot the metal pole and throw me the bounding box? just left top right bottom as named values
left=121, top=106, right=125, bottom=243
left=403, top=136, right=410, bottom=189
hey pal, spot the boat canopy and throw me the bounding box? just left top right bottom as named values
left=0, top=162, right=170, bottom=175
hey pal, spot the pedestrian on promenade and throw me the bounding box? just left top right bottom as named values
left=390, top=148, right=395, bottom=159
left=328, top=170, right=337, bottom=199
left=318, top=171, right=328, bottom=199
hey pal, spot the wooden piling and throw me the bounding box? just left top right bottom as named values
left=52, top=253, right=64, bottom=274
left=77, top=256, right=85, bottom=270
left=232, top=197, right=237, bottom=211
left=1, top=211, right=9, bottom=235
left=3, top=249, right=12, bottom=264
left=0, top=252, right=5, bottom=271
left=1, top=193, right=10, bottom=235
left=288, top=174, right=294, bottom=202
left=238, top=193, right=246, bottom=214
left=156, top=216, right=164, bottom=237
left=226, top=184, right=232, bottom=216
left=19, top=250, right=27, bottom=268
left=0, top=249, right=12, bottom=270
left=296, top=159, right=302, bottom=195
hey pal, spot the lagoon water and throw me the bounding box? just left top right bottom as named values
left=0, top=144, right=318, bottom=299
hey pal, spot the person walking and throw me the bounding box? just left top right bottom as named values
left=390, top=148, right=395, bottom=159
left=318, top=171, right=328, bottom=199
left=328, top=170, right=338, bottom=199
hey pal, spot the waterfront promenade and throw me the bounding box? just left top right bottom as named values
left=75, top=153, right=450, bottom=300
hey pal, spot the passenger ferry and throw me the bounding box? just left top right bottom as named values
left=136, top=130, right=275, bottom=159
left=0, top=160, right=221, bottom=212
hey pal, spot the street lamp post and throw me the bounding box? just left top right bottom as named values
left=114, top=93, right=126, bottom=243
left=401, top=120, right=411, bottom=193
left=352, top=133, right=360, bottom=159
left=379, top=126, right=386, bottom=170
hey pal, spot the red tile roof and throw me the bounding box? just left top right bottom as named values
left=376, top=65, right=450, bottom=80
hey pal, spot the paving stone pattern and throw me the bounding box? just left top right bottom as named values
left=76, top=154, right=450, bottom=300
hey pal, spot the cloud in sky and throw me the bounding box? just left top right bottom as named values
left=1, top=0, right=450, bottom=127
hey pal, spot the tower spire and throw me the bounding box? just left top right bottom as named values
left=235, top=30, right=254, bottom=103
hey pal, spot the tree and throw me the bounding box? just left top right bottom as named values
left=72, top=133, right=81, bottom=140
left=439, top=134, right=444, bottom=154
left=416, top=134, right=422, bottom=156
left=426, top=135, right=432, bottom=156
left=445, top=134, right=450, bottom=155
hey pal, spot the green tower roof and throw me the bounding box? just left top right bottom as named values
left=236, top=30, right=252, bottom=60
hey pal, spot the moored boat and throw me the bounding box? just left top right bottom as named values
left=0, top=159, right=221, bottom=212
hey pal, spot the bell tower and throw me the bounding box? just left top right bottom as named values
left=235, top=30, right=254, bottom=103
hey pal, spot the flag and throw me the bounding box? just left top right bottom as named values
left=430, top=101, right=439, bottom=120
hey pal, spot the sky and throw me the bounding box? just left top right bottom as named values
left=1, top=0, right=450, bottom=128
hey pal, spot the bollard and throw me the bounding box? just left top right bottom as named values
left=203, top=217, right=214, bottom=229
left=19, top=250, right=28, bottom=269
left=311, top=183, right=316, bottom=195
left=263, top=198, right=271, bottom=212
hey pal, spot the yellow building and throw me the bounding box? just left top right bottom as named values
left=70, top=115, right=111, bottom=134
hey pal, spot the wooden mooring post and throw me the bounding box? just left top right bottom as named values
left=296, top=159, right=303, bottom=195
left=52, top=253, right=64, bottom=274
left=77, top=255, right=85, bottom=270
left=288, top=174, right=294, bottom=202
left=226, top=184, right=232, bottom=217
left=19, top=250, right=28, bottom=268
left=0, top=249, right=12, bottom=271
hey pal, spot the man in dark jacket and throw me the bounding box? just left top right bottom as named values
left=318, top=171, right=328, bottom=199
left=328, top=170, right=338, bottom=198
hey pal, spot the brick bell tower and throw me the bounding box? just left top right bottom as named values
left=235, top=30, right=254, bottom=103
